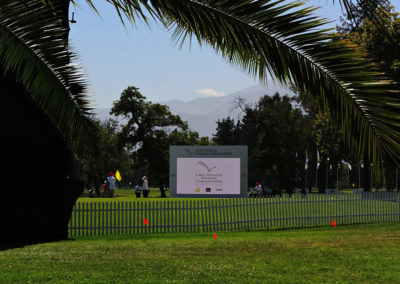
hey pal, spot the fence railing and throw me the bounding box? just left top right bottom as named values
left=68, top=192, right=400, bottom=237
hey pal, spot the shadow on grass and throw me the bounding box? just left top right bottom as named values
left=0, top=237, right=69, bottom=251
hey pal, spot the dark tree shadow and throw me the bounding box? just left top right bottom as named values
left=0, top=75, right=82, bottom=245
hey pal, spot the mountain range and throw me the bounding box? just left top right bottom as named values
left=94, top=83, right=294, bottom=138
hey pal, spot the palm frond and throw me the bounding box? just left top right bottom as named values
left=99, top=0, right=400, bottom=173
left=0, top=0, right=97, bottom=154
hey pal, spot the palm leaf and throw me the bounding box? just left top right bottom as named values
left=98, top=0, right=400, bottom=173
left=0, top=0, right=97, bottom=154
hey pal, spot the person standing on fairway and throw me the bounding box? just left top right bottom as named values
left=254, top=182, right=262, bottom=197
left=106, top=171, right=117, bottom=197
left=135, top=185, right=141, bottom=198
left=142, top=176, right=149, bottom=198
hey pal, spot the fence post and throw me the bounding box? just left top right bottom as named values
left=261, top=198, right=265, bottom=229
left=198, top=200, right=203, bottom=232
left=163, top=201, right=167, bottom=234
left=163, top=201, right=167, bottom=233
left=90, top=202, right=93, bottom=236
left=177, top=200, right=180, bottom=233
left=118, top=201, right=121, bottom=235
left=172, top=200, right=175, bottom=233
left=173, top=200, right=176, bottom=233
left=252, top=197, right=256, bottom=229
left=245, top=198, right=251, bottom=230
left=157, top=200, right=160, bottom=234
left=83, top=202, right=87, bottom=236
left=227, top=198, right=231, bottom=231
left=271, top=196, right=275, bottom=229
left=185, top=200, right=189, bottom=233
left=103, top=202, right=106, bottom=235
left=117, top=201, right=120, bottom=235
left=235, top=198, right=239, bottom=230
left=219, top=198, right=223, bottom=231
left=95, top=202, right=100, bottom=236
left=78, top=202, right=81, bottom=237
left=297, top=195, right=301, bottom=228
left=145, top=201, right=149, bottom=234
left=195, top=200, right=199, bottom=233
left=210, top=199, right=215, bottom=232
left=398, top=192, right=400, bottom=223
left=72, top=203, right=76, bottom=237
left=189, top=200, right=192, bottom=233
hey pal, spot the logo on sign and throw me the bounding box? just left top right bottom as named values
left=198, top=161, right=217, bottom=173
left=205, top=188, right=211, bottom=192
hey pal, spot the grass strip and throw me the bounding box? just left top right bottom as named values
left=1, top=223, right=399, bottom=283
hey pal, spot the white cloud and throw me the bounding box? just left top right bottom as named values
left=196, top=88, right=227, bottom=97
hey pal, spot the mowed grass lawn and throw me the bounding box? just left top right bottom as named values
left=1, top=223, right=400, bottom=283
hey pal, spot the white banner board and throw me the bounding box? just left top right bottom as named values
left=170, top=146, right=247, bottom=197
left=177, top=158, right=240, bottom=195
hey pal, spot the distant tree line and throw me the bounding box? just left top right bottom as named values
left=213, top=90, right=400, bottom=193
left=80, top=86, right=400, bottom=196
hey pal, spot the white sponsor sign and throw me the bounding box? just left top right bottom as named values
left=177, top=158, right=240, bottom=195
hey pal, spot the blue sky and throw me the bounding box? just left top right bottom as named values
left=69, top=0, right=344, bottom=109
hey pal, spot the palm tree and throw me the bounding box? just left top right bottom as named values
left=0, top=0, right=97, bottom=242
left=1, top=0, right=397, bottom=242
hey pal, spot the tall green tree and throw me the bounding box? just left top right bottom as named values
left=78, top=119, right=134, bottom=192
left=313, top=111, right=349, bottom=192
left=294, top=85, right=355, bottom=192
left=110, top=86, right=189, bottom=197
left=215, top=93, right=312, bottom=194
left=213, top=117, right=241, bottom=145
left=252, top=94, right=311, bottom=194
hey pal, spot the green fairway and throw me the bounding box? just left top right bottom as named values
left=79, top=188, right=171, bottom=202
left=1, top=223, right=400, bottom=283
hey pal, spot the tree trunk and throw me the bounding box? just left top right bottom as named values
left=317, top=162, right=327, bottom=193
left=1, top=79, right=82, bottom=244
left=159, top=181, right=166, bottom=198
left=307, top=146, right=317, bottom=192
left=363, top=157, right=371, bottom=192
